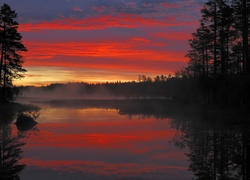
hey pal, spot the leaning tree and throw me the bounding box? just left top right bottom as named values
left=0, top=3, right=27, bottom=101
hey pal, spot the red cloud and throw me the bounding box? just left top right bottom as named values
left=19, top=14, right=197, bottom=32
left=23, top=39, right=187, bottom=64
left=154, top=32, right=192, bottom=41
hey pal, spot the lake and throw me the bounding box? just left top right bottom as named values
left=20, top=101, right=193, bottom=180
left=1, top=99, right=250, bottom=179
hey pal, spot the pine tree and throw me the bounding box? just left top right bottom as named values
left=201, top=0, right=219, bottom=77
left=186, top=23, right=213, bottom=77
left=0, top=4, right=27, bottom=101
left=232, top=0, right=250, bottom=75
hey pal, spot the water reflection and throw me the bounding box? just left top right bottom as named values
left=0, top=105, right=39, bottom=179
left=38, top=99, right=175, bottom=118
left=0, top=123, right=26, bottom=179
left=17, top=99, right=250, bottom=179
left=19, top=100, right=192, bottom=180
left=171, top=110, right=250, bottom=180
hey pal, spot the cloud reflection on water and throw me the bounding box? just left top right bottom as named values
left=20, top=107, right=192, bottom=180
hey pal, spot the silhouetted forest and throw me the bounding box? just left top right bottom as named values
left=18, top=72, right=249, bottom=108
left=19, top=75, right=194, bottom=101
left=182, top=0, right=250, bottom=106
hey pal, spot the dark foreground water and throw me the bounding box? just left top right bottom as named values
left=1, top=99, right=250, bottom=179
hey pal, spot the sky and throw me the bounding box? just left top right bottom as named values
left=2, top=0, right=205, bottom=86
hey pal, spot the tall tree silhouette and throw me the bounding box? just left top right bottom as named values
left=186, top=23, right=213, bottom=77
left=186, top=0, right=249, bottom=77
left=0, top=4, right=27, bottom=101
left=183, top=0, right=250, bottom=104
left=232, top=0, right=250, bottom=74
left=201, top=0, right=220, bottom=77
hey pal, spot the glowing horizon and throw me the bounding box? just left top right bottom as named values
left=7, top=0, right=204, bottom=86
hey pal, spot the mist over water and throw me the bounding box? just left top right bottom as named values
left=14, top=81, right=250, bottom=180
left=9, top=86, right=250, bottom=180
left=20, top=84, right=126, bottom=100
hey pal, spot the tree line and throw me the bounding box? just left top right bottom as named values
left=20, top=75, right=177, bottom=100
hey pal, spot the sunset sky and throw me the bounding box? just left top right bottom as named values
left=5, top=0, right=205, bottom=86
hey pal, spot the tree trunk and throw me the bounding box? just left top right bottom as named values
left=206, top=46, right=209, bottom=76
left=0, top=45, right=3, bottom=85
left=3, top=58, right=7, bottom=100
left=202, top=42, right=205, bottom=77
left=214, top=0, right=218, bottom=77
left=221, top=31, right=226, bottom=76
left=0, top=22, right=6, bottom=101
left=243, top=0, right=249, bottom=74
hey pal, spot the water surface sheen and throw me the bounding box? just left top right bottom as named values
left=20, top=105, right=193, bottom=180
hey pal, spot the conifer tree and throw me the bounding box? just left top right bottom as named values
left=232, top=0, right=250, bottom=74
left=0, top=4, right=27, bottom=101
left=201, top=0, right=219, bottom=77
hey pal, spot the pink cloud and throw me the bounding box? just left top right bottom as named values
left=73, top=6, right=83, bottom=12
left=142, top=3, right=152, bottom=7
left=124, top=1, right=137, bottom=8
left=161, top=2, right=181, bottom=8
left=92, top=6, right=107, bottom=13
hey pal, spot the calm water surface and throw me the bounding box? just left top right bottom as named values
left=3, top=99, right=249, bottom=179
left=19, top=105, right=193, bottom=180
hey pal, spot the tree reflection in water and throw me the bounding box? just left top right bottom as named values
left=23, top=99, right=250, bottom=179
left=171, top=111, right=250, bottom=180
left=0, top=104, right=39, bottom=179
left=112, top=100, right=250, bottom=179
left=0, top=124, right=25, bottom=179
